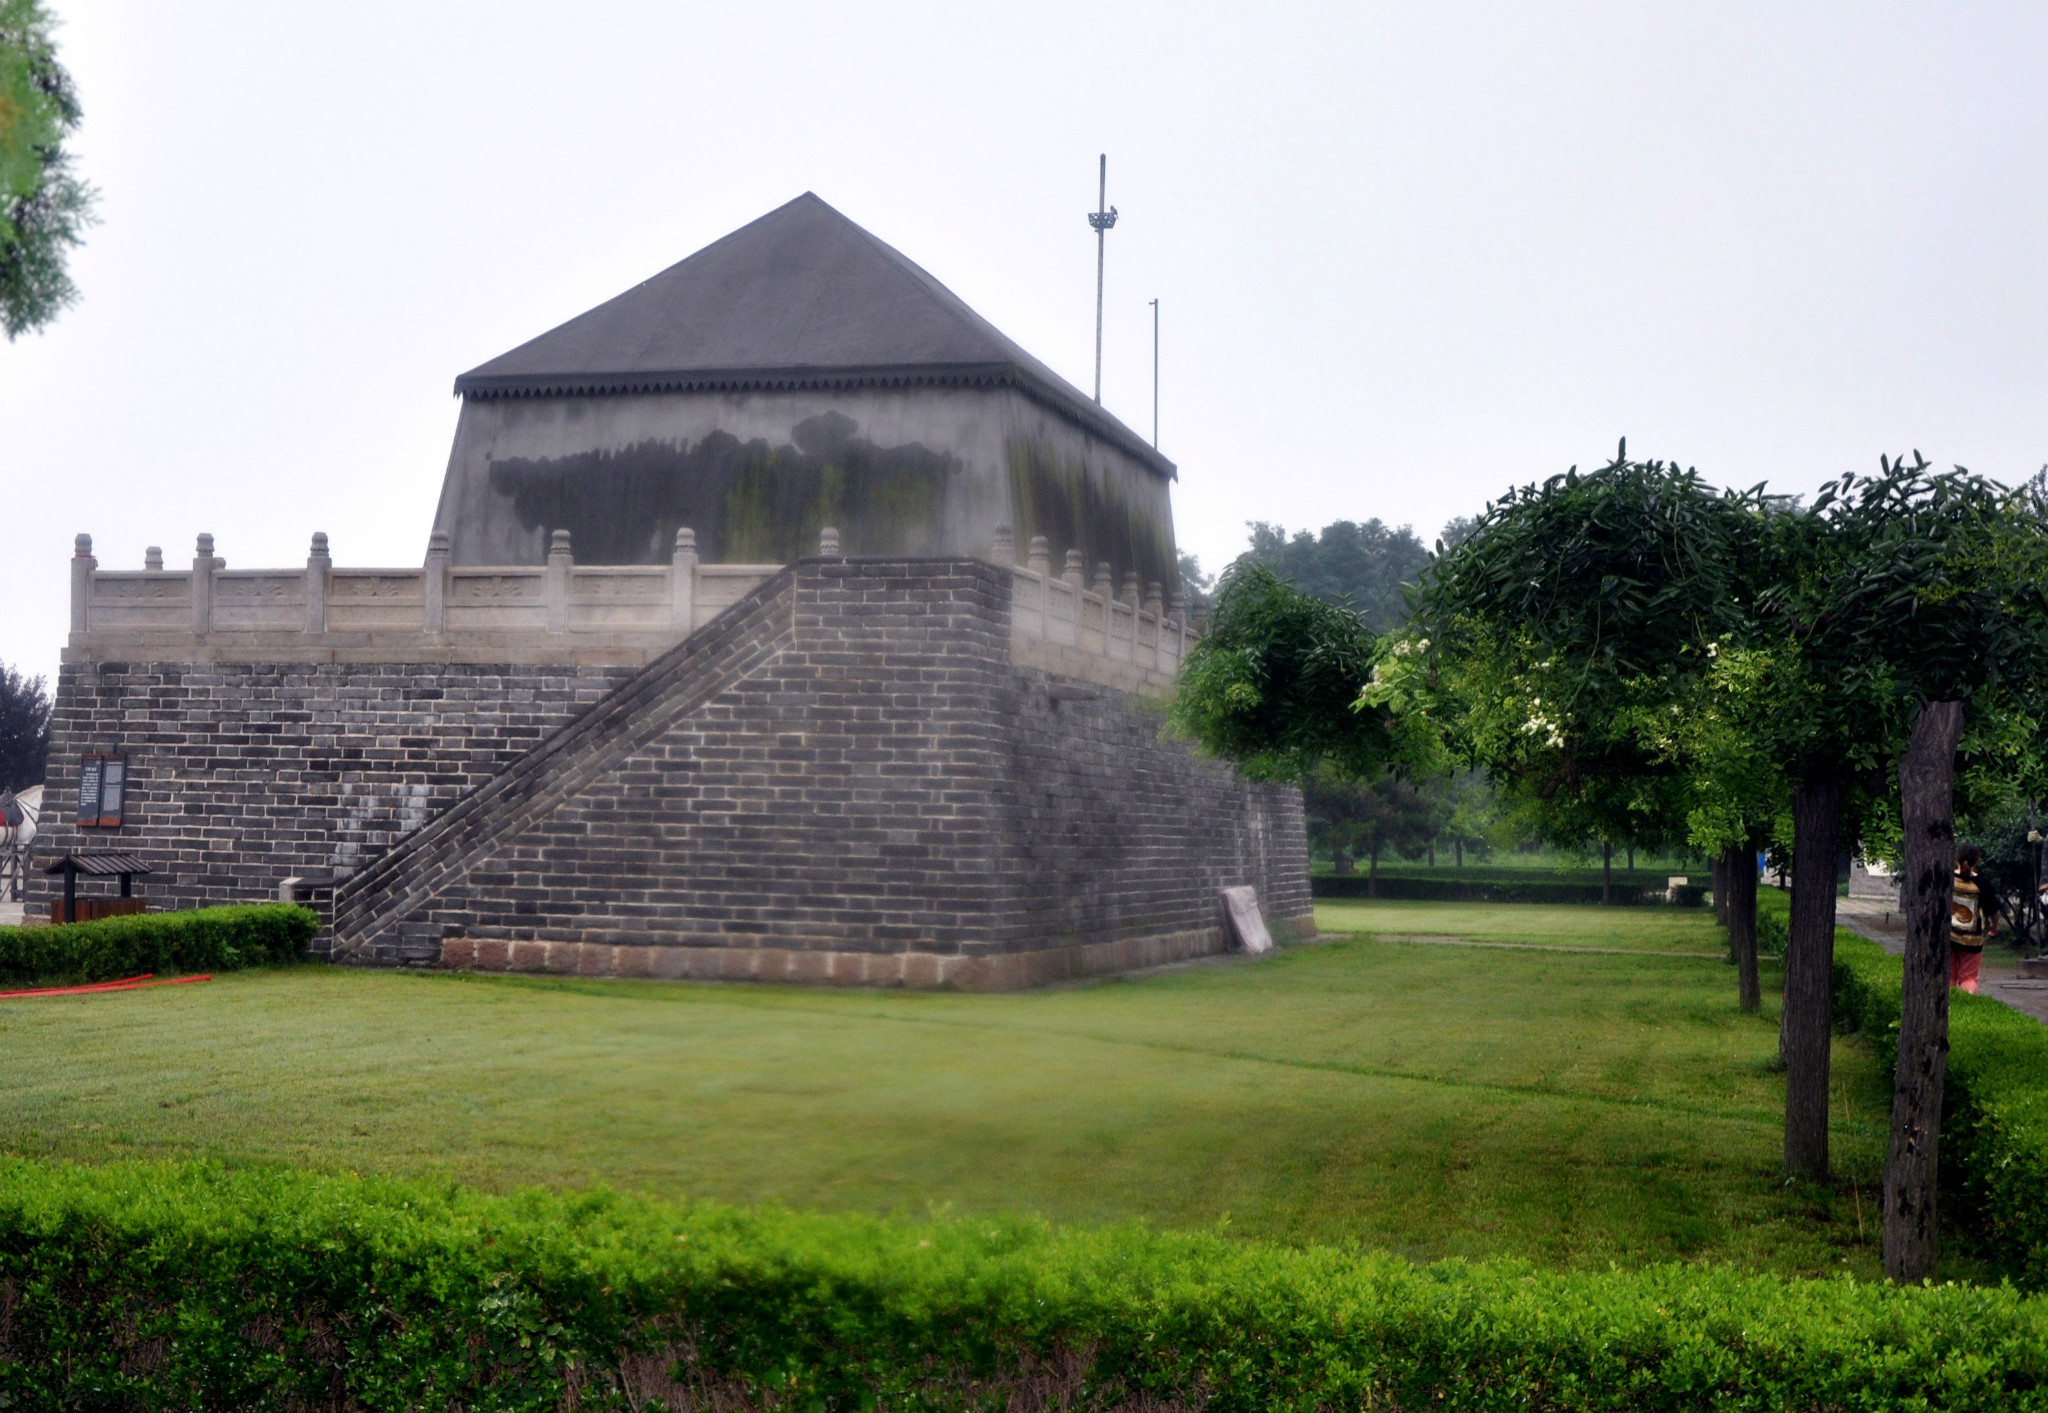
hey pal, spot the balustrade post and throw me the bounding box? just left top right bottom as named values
left=307, top=532, right=332, bottom=633
left=1116, top=572, right=1138, bottom=659
left=144, top=546, right=163, bottom=571
left=422, top=531, right=448, bottom=633
left=1144, top=580, right=1165, bottom=663
left=819, top=526, right=841, bottom=557
left=546, top=529, right=573, bottom=633
left=992, top=524, right=1015, bottom=564
left=1093, top=562, right=1114, bottom=599
left=671, top=527, right=698, bottom=631
left=1062, top=550, right=1084, bottom=588
left=1027, top=536, right=1051, bottom=578
left=191, top=533, right=217, bottom=636
left=70, top=534, right=95, bottom=635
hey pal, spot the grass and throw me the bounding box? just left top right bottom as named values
left=1313, top=900, right=1730, bottom=950
left=0, top=902, right=1891, bottom=1278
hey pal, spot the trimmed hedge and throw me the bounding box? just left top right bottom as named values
left=1334, top=864, right=1694, bottom=887
left=0, top=904, right=318, bottom=985
left=1831, top=923, right=2048, bottom=1290
left=1314, top=874, right=1659, bottom=905
left=4, top=1159, right=2048, bottom=1411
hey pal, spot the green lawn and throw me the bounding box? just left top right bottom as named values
left=0, top=902, right=1889, bottom=1277
left=1314, top=899, right=1730, bottom=951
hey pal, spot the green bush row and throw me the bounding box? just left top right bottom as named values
left=1327, top=863, right=1696, bottom=886
left=1829, top=920, right=2048, bottom=1290
left=1314, top=874, right=1663, bottom=905
left=0, top=904, right=318, bottom=985
left=2, top=1158, right=2046, bottom=1412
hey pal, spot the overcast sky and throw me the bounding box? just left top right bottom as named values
left=3, top=3, right=2045, bottom=685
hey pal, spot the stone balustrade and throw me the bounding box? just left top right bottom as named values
left=66, top=529, right=779, bottom=667
left=999, top=531, right=1191, bottom=696
left=64, top=526, right=1196, bottom=690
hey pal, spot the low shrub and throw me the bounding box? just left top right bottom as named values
left=0, top=904, right=317, bottom=985
left=1828, top=916, right=2048, bottom=1289
left=1330, top=863, right=1693, bottom=886
left=1754, top=890, right=1789, bottom=956
left=1315, top=874, right=1657, bottom=905
left=2, top=1157, right=2047, bottom=1411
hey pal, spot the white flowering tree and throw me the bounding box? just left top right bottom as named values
left=1406, top=446, right=1758, bottom=906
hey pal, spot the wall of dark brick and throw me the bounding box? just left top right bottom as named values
left=28, top=660, right=634, bottom=918
left=331, top=559, right=1311, bottom=987
left=990, top=678, right=1310, bottom=956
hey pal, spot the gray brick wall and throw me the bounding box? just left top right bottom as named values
left=331, top=560, right=1311, bottom=987
left=28, top=660, right=634, bottom=917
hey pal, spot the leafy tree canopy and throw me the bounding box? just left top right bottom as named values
left=1404, top=445, right=1760, bottom=855
left=1232, top=518, right=1433, bottom=631
left=0, top=661, right=50, bottom=791
left=0, top=0, right=95, bottom=339
left=1301, top=766, right=1446, bottom=873
left=1170, top=563, right=1417, bottom=783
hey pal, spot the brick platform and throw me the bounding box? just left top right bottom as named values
left=29, top=661, right=634, bottom=914
left=330, top=559, right=1310, bottom=986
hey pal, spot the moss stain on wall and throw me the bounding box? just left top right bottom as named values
left=720, top=414, right=953, bottom=562
left=487, top=412, right=954, bottom=564
left=1005, top=437, right=1175, bottom=593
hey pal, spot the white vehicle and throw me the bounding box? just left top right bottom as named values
left=0, top=785, right=41, bottom=903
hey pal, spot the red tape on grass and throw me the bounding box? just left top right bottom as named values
left=0, top=975, right=211, bottom=1000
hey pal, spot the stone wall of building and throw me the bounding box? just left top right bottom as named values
left=430, top=385, right=1178, bottom=594
left=332, top=559, right=1310, bottom=987
left=28, top=660, right=634, bottom=916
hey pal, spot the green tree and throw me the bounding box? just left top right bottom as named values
left=0, top=661, right=50, bottom=790
left=1410, top=447, right=1757, bottom=908
left=1302, top=767, right=1446, bottom=894
left=0, top=0, right=95, bottom=339
left=1815, top=462, right=2048, bottom=1281
left=1177, top=551, right=1215, bottom=616
left=1233, top=519, right=1433, bottom=630
left=1677, top=638, right=1797, bottom=1013
left=1169, top=563, right=1409, bottom=784
left=1432, top=768, right=1501, bottom=867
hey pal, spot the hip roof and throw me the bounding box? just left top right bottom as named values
left=453, top=193, right=1174, bottom=480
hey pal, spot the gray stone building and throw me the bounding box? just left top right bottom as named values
left=31, top=196, right=1311, bottom=986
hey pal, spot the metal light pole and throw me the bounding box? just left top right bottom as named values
left=1148, top=297, right=1159, bottom=449
left=1089, top=154, right=1118, bottom=404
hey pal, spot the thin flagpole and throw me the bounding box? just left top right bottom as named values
left=1088, top=155, right=1118, bottom=404
left=1149, top=297, right=1159, bottom=449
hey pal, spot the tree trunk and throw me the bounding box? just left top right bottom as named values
left=1368, top=844, right=1381, bottom=900
left=1428, top=841, right=1436, bottom=866
left=1456, top=839, right=1464, bottom=868
left=1333, top=850, right=1354, bottom=877
left=1713, top=852, right=1730, bottom=926
left=1723, top=843, right=1760, bottom=1013
left=1628, top=845, right=1635, bottom=871
left=1884, top=700, right=1965, bottom=1283
left=1602, top=841, right=1613, bottom=904
left=1783, top=775, right=1845, bottom=1181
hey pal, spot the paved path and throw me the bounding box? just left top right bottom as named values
left=0, top=900, right=21, bottom=928
left=1835, top=894, right=2048, bottom=1024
